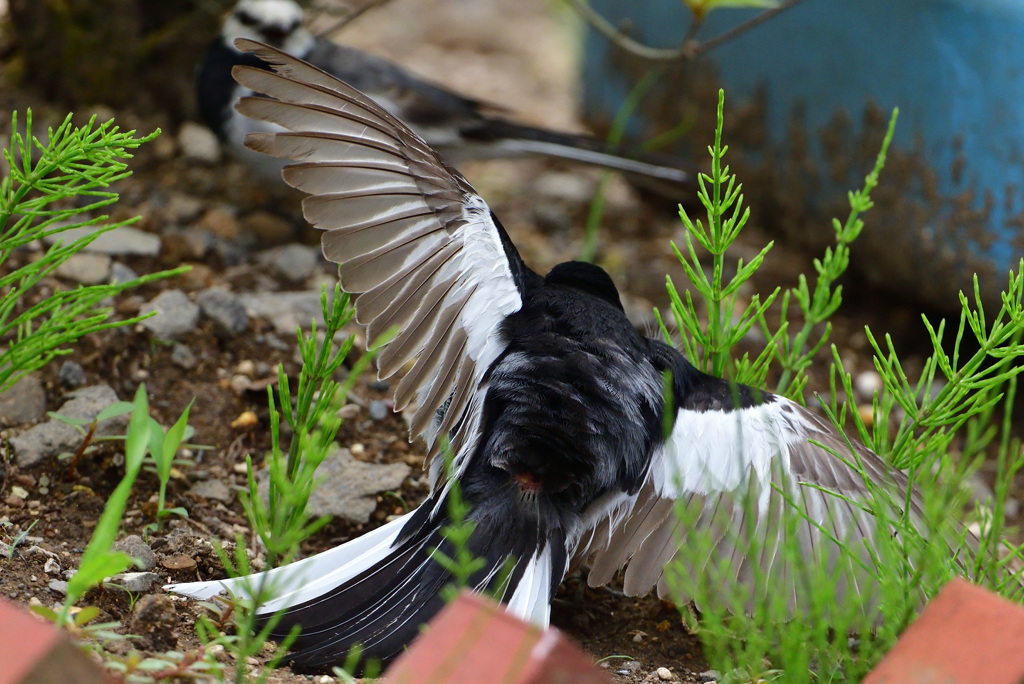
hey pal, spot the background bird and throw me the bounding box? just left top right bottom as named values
left=196, top=0, right=694, bottom=198
left=170, top=40, right=952, bottom=673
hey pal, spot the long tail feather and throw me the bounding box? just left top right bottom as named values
left=454, top=119, right=694, bottom=199
left=166, top=490, right=565, bottom=673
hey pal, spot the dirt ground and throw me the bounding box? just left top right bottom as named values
left=0, top=1, right=1014, bottom=683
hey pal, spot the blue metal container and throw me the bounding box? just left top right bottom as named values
left=582, top=0, right=1024, bottom=309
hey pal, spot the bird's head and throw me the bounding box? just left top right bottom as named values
left=223, top=0, right=314, bottom=55
left=545, top=261, right=624, bottom=311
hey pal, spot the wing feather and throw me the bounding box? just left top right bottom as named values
left=582, top=396, right=927, bottom=613
left=232, top=39, right=534, bottom=485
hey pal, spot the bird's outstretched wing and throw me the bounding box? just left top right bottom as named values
left=581, top=357, right=943, bottom=612
left=232, top=38, right=536, bottom=481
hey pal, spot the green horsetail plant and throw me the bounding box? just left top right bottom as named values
left=661, top=90, right=1024, bottom=680
left=0, top=110, right=187, bottom=390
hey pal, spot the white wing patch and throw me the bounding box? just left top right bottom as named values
left=581, top=396, right=917, bottom=611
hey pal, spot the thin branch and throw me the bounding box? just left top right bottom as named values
left=312, top=0, right=396, bottom=37
left=693, top=0, right=811, bottom=57
left=570, top=0, right=811, bottom=62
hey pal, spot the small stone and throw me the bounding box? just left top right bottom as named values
left=259, top=447, right=410, bottom=523
left=241, top=210, right=296, bottom=246
left=0, top=373, right=46, bottom=426
left=161, top=554, right=197, bottom=571
left=130, top=594, right=180, bottom=651
left=9, top=486, right=28, bottom=499
left=110, top=571, right=160, bottom=593
left=43, top=558, right=61, bottom=574
left=657, top=667, right=675, bottom=681
left=55, top=252, right=111, bottom=283
left=188, top=479, right=233, bottom=503
left=199, top=207, right=239, bottom=240
left=171, top=343, right=198, bottom=370
left=197, top=287, right=249, bottom=338
left=231, top=410, right=258, bottom=429
left=140, top=290, right=200, bottom=340
left=699, top=670, right=721, bottom=683
left=240, top=291, right=327, bottom=335
left=369, top=400, right=390, bottom=422
left=855, top=370, right=884, bottom=399
left=45, top=225, right=160, bottom=257
left=164, top=194, right=204, bottom=224
left=57, top=361, right=87, bottom=389
left=857, top=404, right=875, bottom=427
left=260, top=244, right=321, bottom=283
left=178, top=122, right=221, bottom=163
left=112, top=535, right=157, bottom=571
left=109, top=261, right=139, bottom=284
left=48, top=580, right=69, bottom=595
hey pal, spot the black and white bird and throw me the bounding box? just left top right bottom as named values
left=196, top=0, right=694, bottom=197
left=170, top=40, right=952, bottom=672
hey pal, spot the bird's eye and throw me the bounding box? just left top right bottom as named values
left=235, top=10, right=259, bottom=27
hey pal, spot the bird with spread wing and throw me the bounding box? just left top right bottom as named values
left=169, top=39, right=959, bottom=673
left=197, top=0, right=694, bottom=198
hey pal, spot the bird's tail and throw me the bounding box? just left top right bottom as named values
left=454, top=118, right=694, bottom=201
left=165, top=491, right=564, bottom=672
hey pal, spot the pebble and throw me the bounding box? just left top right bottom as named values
left=699, top=670, right=721, bottom=682
left=45, top=225, right=161, bottom=257
left=161, top=554, right=197, bottom=571
left=241, top=211, right=296, bottom=246
left=43, top=558, right=61, bottom=574
left=369, top=400, right=390, bottom=422
left=109, top=261, right=139, bottom=284
left=260, top=243, right=322, bottom=283
left=164, top=194, right=205, bottom=224
left=47, top=580, right=68, bottom=595
left=657, top=667, right=675, bottom=681
left=110, top=571, right=161, bottom=593
left=258, top=447, right=410, bottom=523
left=199, top=206, right=240, bottom=240
left=55, top=252, right=111, bottom=283
left=240, top=291, right=327, bottom=335
left=197, top=287, right=249, bottom=338
left=188, top=479, right=234, bottom=503
left=231, top=410, right=258, bottom=429
left=140, top=289, right=200, bottom=340
left=112, top=535, right=157, bottom=571
left=0, top=373, right=46, bottom=426
left=178, top=122, right=221, bottom=163
left=854, top=370, right=884, bottom=399
left=57, top=361, right=87, bottom=389
left=9, top=384, right=127, bottom=467
left=171, top=343, right=198, bottom=370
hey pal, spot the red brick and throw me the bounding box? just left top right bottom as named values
left=0, top=598, right=115, bottom=684
left=384, top=592, right=612, bottom=684
left=865, top=577, right=1024, bottom=684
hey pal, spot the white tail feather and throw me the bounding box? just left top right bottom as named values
left=164, top=511, right=412, bottom=609
left=504, top=545, right=552, bottom=627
